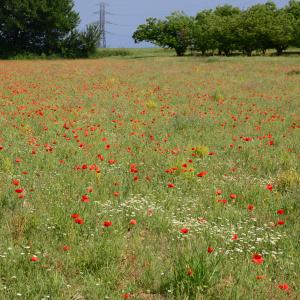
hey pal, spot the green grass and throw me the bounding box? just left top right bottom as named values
left=0, top=55, right=299, bottom=299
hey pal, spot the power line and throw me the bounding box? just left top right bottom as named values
left=98, top=2, right=107, bottom=48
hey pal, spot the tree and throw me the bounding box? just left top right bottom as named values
left=285, top=0, right=300, bottom=47
left=211, top=13, right=240, bottom=56
left=193, top=10, right=216, bottom=54
left=237, top=3, right=276, bottom=56
left=61, top=23, right=102, bottom=58
left=270, top=9, right=295, bottom=55
left=133, top=12, right=193, bottom=56
left=0, top=0, right=80, bottom=57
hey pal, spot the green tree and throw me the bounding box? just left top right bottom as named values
left=61, top=23, right=101, bottom=58
left=285, top=0, right=300, bottom=47
left=211, top=5, right=241, bottom=56
left=133, top=12, right=193, bottom=56
left=237, top=3, right=276, bottom=56
left=193, top=10, right=216, bottom=54
left=0, top=0, right=80, bottom=56
left=270, top=9, right=295, bottom=55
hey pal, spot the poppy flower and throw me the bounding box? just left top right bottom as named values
left=186, top=268, right=193, bottom=276
left=230, top=194, right=237, bottom=199
left=256, top=275, right=265, bottom=280
left=167, top=183, right=175, bottom=188
left=215, top=189, right=222, bottom=195
left=266, top=184, right=273, bottom=191
left=12, top=179, right=20, bottom=186
left=247, top=204, right=254, bottom=211
left=277, top=209, right=285, bottom=215
left=30, top=256, right=39, bottom=262
left=74, top=218, right=84, bottom=224
left=15, top=158, right=22, bottom=163
left=207, top=247, right=214, bottom=253
left=71, top=213, right=79, bottom=219
left=113, top=191, right=120, bottom=197
left=81, top=195, right=89, bottom=203
left=217, top=199, right=227, bottom=204
left=63, top=245, right=71, bottom=251
left=121, top=293, right=131, bottom=299
left=197, top=171, right=208, bottom=177
left=129, top=219, right=137, bottom=225
left=0, top=145, right=3, bottom=150
left=103, top=221, right=112, bottom=227
left=252, top=254, right=264, bottom=264
left=87, top=187, right=93, bottom=193
left=231, top=234, right=238, bottom=240
left=180, top=228, right=189, bottom=234
left=277, top=220, right=285, bottom=225
left=278, top=283, right=289, bottom=291
left=15, top=188, right=24, bottom=193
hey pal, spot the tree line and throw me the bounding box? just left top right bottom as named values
left=133, top=0, right=300, bottom=56
left=0, top=0, right=101, bottom=58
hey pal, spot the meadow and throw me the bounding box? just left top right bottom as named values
left=0, top=52, right=299, bottom=299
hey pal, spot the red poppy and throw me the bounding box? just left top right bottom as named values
left=215, top=189, right=222, bottom=195
left=277, top=220, right=285, bottom=225
left=256, top=275, right=265, bottom=280
left=103, top=221, right=112, bottom=227
left=187, top=268, right=193, bottom=276
left=121, top=293, right=131, bottom=299
left=278, top=283, right=289, bottom=291
left=217, top=199, right=227, bottom=204
left=247, top=204, right=254, bottom=211
left=15, top=158, right=22, bottom=163
left=87, top=187, right=93, bottom=193
left=12, top=179, right=20, bottom=186
left=167, top=183, right=175, bottom=188
left=180, top=228, right=189, bottom=234
left=15, top=188, right=24, bottom=193
left=266, top=184, right=273, bottom=191
left=277, top=209, right=285, bottom=215
left=81, top=195, right=89, bottom=203
left=252, top=254, right=264, bottom=264
left=63, top=245, right=71, bottom=251
left=231, top=234, right=238, bottom=240
left=230, top=194, right=237, bottom=199
left=30, top=256, right=39, bottom=262
left=207, top=247, right=214, bottom=253
left=113, top=191, right=120, bottom=197
left=71, top=213, right=79, bottom=219
left=129, top=219, right=137, bottom=225
left=197, top=171, right=208, bottom=177
left=75, top=218, right=84, bottom=224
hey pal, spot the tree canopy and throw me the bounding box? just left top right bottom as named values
left=0, top=0, right=101, bottom=58
left=133, top=1, right=300, bottom=56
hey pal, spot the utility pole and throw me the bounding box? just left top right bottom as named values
left=99, top=2, right=106, bottom=48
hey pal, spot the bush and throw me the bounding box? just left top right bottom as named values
left=61, top=23, right=101, bottom=58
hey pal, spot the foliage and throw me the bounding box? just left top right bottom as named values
left=0, top=0, right=80, bottom=57
left=133, top=12, right=194, bottom=56
left=133, top=1, right=300, bottom=56
left=61, top=23, right=101, bottom=58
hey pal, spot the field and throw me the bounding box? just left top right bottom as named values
left=0, top=53, right=299, bottom=299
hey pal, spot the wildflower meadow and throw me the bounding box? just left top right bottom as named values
left=0, top=54, right=299, bottom=299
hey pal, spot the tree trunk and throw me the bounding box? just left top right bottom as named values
left=276, top=48, right=283, bottom=56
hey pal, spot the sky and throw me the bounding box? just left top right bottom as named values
left=73, top=0, right=290, bottom=48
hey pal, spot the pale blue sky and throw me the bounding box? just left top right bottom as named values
left=74, top=0, right=289, bottom=48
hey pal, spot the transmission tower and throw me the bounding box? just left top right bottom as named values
left=99, top=2, right=107, bottom=48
